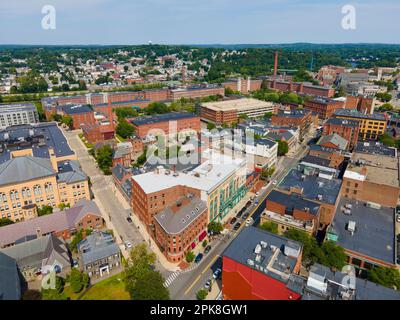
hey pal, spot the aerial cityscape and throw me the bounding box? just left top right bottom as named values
left=1, top=0, right=400, bottom=310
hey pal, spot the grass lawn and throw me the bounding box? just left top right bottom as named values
left=80, top=273, right=130, bottom=300
left=63, top=285, right=83, bottom=300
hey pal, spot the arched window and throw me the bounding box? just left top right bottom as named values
left=0, top=192, right=7, bottom=204
left=22, top=187, right=31, bottom=199
left=44, top=182, right=53, bottom=193
left=33, top=185, right=42, bottom=196
left=10, top=190, right=19, bottom=201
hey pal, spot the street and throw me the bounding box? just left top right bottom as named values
left=168, top=141, right=311, bottom=299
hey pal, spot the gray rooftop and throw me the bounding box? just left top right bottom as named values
left=0, top=200, right=101, bottom=248
left=78, top=231, right=119, bottom=266
left=223, top=226, right=302, bottom=284
left=330, top=198, right=395, bottom=265
left=130, top=112, right=198, bottom=126
left=0, top=103, right=36, bottom=114
left=0, top=252, right=21, bottom=300
left=326, top=117, right=359, bottom=127
left=355, top=141, right=397, bottom=157
left=318, top=133, right=348, bottom=150
left=154, top=196, right=207, bottom=235
left=0, top=234, right=71, bottom=272
left=0, top=156, right=55, bottom=186
left=278, top=169, right=342, bottom=205
left=56, top=160, right=87, bottom=184
left=0, top=122, right=74, bottom=164
left=334, top=108, right=387, bottom=121
left=267, top=190, right=320, bottom=216
left=61, top=104, right=93, bottom=115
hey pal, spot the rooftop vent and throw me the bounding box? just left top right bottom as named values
left=254, top=244, right=262, bottom=254
left=260, top=241, right=268, bottom=249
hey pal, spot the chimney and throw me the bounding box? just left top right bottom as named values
left=36, top=227, right=42, bottom=238
left=48, top=147, right=59, bottom=172
left=273, top=51, right=279, bottom=78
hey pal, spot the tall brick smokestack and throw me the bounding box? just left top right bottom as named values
left=273, top=51, right=278, bottom=77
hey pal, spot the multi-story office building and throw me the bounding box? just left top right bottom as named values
left=303, top=97, right=345, bottom=120
left=0, top=103, right=39, bottom=129
left=201, top=98, right=275, bottom=125
left=334, top=109, right=387, bottom=140
left=341, top=152, right=400, bottom=208
left=154, top=194, right=208, bottom=262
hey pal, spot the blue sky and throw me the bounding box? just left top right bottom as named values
left=0, top=0, right=399, bottom=45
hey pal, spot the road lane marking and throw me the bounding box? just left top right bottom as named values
left=184, top=255, right=219, bottom=296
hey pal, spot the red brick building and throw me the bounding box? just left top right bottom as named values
left=82, top=123, right=115, bottom=144
left=323, top=118, right=360, bottom=150
left=271, top=109, right=313, bottom=138
left=170, top=85, right=224, bottom=100
left=222, top=227, right=303, bottom=300
left=130, top=112, right=201, bottom=139
left=303, top=97, right=345, bottom=120
left=154, top=196, right=208, bottom=263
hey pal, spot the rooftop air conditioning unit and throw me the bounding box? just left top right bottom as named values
left=254, top=244, right=262, bottom=254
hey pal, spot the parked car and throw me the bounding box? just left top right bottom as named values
left=233, top=222, right=241, bottom=231
left=124, top=241, right=132, bottom=249
left=255, top=192, right=259, bottom=197
left=236, top=211, right=243, bottom=218
left=246, top=217, right=254, bottom=227
left=230, top=217, right=237, bottom=225
left=204, top=245, right=212, bottom=254
left=126, top=216, right=132, bottom=223
left=213, top=268, right=222, bottom=280
left=396, top=215, right=400, bottom=223
left=255, top=199, right=259, bottom=204
left=242, top=212, right=249, bottom=220
left=272, top=180, right=278, bottom=185
left=195, top=253, right=203, bottom=263
left=204, top=278, right=212, bottom=291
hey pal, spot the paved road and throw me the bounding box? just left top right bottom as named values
left=63, top=129, right=170, bottom=277
left=168, top=142, right=311, bottom=300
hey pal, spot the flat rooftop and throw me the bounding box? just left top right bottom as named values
left=132, top=151, right=246, bottom=194
left=130, top=112, right=198, bottom=126
left=61, top=104, right=93, bottom=115
left=0, top=103, right=36, bottom=113
left=334, top=108, right=387, bottom=121
left=267, top=190, right=321, bottom=216
left=223, top=226, right=302, bottom=284
left=0, top=122, right=74, bottom=164
left=330, top=197, right=395, bottom=265
left=278, top=169, right=342, bottom=205
left=345, top=152, right=399, bottom=187
left=355, top=141, right=397, bottom=157
left=202, top=98, right=274, bottom=112
left=154, top=196, right=207, bottom=235
left=325, top=118, right=359, bottom=128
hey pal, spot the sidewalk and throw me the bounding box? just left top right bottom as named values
left=110, top=180, right=181, bottom=272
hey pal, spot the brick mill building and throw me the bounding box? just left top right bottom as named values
left=323, top=118, right=360, bottom=151
left=129, top=112, right=201, bottom=139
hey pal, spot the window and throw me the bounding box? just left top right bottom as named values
left=10, top=190, right=19, bottom=201
left=22, top=187, right=31, bottom=198
left=44, top=182, right=53, bottom=193
left=33, top=185, right=42, bottom=196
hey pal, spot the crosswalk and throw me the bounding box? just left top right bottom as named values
left=163, top=263, right=199, bottom=287
left=163, top=271, right=181, bottom=287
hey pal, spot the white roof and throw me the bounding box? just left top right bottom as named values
left=132, top=151, right=246, bottom=194
left=344, top=170, right=366, bottom=182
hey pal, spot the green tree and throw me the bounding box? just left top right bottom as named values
left=196, top=289, right=208, bottom=300
left=379, top=134, right=396, bottom=147
left=186, top=251, right=195, bottom=263
left=69, top=230, right=84, bottom=253
left=37, top=205, right=53, bottom=217
left=207, top=122, right=216, bottom=131
left=368, top=266, right=400, bottom=290
left=96, top=145, right=113, bottom=175
left=261, top=166, right=275, bottom=180
left=145, top=102, right=170, bottom=115
left=376, top=92, right=392, bottom=102
left=260, top=221, right=278, bottom=234
left=130, top=270, right=170, bottom=300
left=115, top=107, right=139, bottom=120
left=116, top=119, right=135, bottom=139
left=202, top=240, right=208, bottom=248
left=319, top=241, right=347, bottom=270
left=68, top=268, right=89, bottom=293
left=0, top=218, right=14, bottom=227
left=277, top=140, right=289, bottom=156
left=124, top=244, right=169, bottom=300
left=378, top=103, right=394, bottom=111
left=264, top=112, right=273, bottom=119
left=58, top=203, right=70, bottom=211
left=22, top=289, right=42, bottom=300
left=208, top=221, right=223, bottom=234
left=61, top=115, right=73, bottom=129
